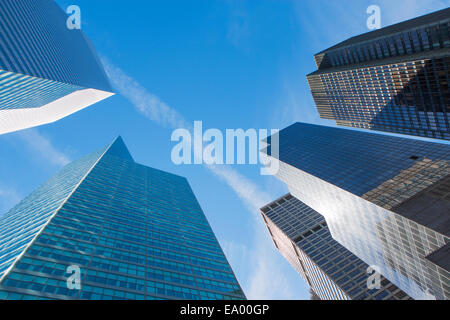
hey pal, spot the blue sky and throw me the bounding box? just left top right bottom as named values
left=0, top=0, right=449, bottom=300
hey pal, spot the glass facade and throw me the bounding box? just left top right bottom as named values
left=0, top=137, right=245, bottom=300
left=261, top=194, right=412, bottom=300
left=308, top=8, right=450, bottom=140
left=0, top=70, right=83, bottom=111
left=0, top=0, right=114, bottom=134
left=263, top=122, right=450, bottom=300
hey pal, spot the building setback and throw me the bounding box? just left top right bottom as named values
left=262, top=122, right=450, bottom=300
left=0, top=137, right=245, bottom=300
left=0, top=0, right=114, bottom=135
left=307, top=8, right=450, bottom=140
left=261, top=194, right=412, bottom=300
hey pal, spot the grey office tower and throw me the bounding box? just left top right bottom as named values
left=262, top=122, right=450, bottom=300
left=261, top=194, right=412, bottom=300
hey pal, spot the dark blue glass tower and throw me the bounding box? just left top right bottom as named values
left=0, top=0, right=114, bottom=134
left=0, top=137, right=245, bottom=300
left=263, top=122, right=450, bottom=300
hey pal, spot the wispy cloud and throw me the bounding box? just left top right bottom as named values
left=103, top=58, right=299, bottom=299
left=208, top=164, right=272, bottom=213
left=101, top=57, right=189, bottom=130
left=222, top=240, right=249, bottom=266
left=101, top=59, right=272, bottom=216
left=1, top=128, right=70, bottom=217
left=16, top=129, right=71, bottom=167
left=222, top=216, right=305, bottom=300
left=246, top=234, right=299, bottom=299
left=102, top=59, right=272, bottom=213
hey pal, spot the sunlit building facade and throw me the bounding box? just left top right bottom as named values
left=0, top=0, right=114, bottom=135
left=307, top=8, right=450, bottom=140
left=0, top=137, right=245, bottom=300
left=261, top=194, right=412, bottom=300
left=263, top=122, right=450, bottom=300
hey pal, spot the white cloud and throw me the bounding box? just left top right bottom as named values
left=16, top=129, right=71, bottom=167
left=210, top=164, right=303, bottom=299
left=101, top=57, right=189, bottom=130
left=247, top=241, right=298, bottom=299
left=223, top=216, right=306, bottom=300
left=222, top=240, right=249, bottom=265
left=1, top=128, right=70, bottom=218
left=207, top=164, right=272, bottom=213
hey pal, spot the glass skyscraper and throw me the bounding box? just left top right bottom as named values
left=263, top=122, right=450, bottom=300
left=261, top=194, right=412, bottom=300
left=0, top=137, right=245, bottom=300
left=307, top=8, right=450, bottom=140
left=0, top=0, right=114, bottom=135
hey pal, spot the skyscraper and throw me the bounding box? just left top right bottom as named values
left=0, top=137, right=245, bottom=300
left=261, top=194, right=412, bottom=300
left=0, top=0, right=114, bottom=135
left=307, top=8, right=450, bottom=140
left=262, top=122, right=450, bottom=300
